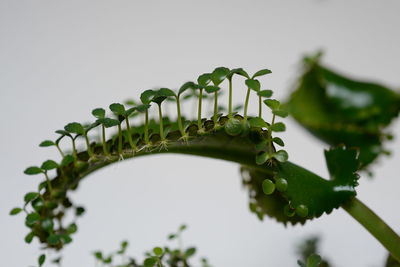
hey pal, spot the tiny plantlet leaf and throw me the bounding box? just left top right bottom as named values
left=275, top=178, right=288, bottom=192
left=230, top=68, right=249, bottom=78
left=38, top=254, right=46, bottom=267
left=249, top=117, right=268, bottom=128
left=274, top=150, right=289, bottom=162
left=153, top=247, right=163, bottom=256
left=211, top=67, right=230, bottom=85
left=61, top=155, right=74, bottom=166
left=257, top=90, right=273, bottom=98
left=92, top=108, right=106, bottom=119
left=24, top=192, right=39, bottom=203
left=272, top=137, right=285, bottom=146
left=262, top=179, right=276, bottom=195
left=264, top=99, right=280, bottom=110
left=109, top=103, right=126, bottom=116
left=256, top=152, right=270, bottom=165
left=306, top=254, right=322, bottom=267
left=179, top=81, right=196, bottom=95
left=41, top=160, right=58, bottom=170
left=245, top=79, right=261, bottom=92
left=159, top=87, right=176, bottom=97
left=224, top=118, right=243, bottom=136
left=98, top=118, right=120, bottom=128
left=271, top=122, right=286, bottom=132
left=64, top=122, right=85, bottom=135
left=273, top=109, right=289, bottom=118
left=39, top=140, right=55, bottom=147
left=252, top=69, right=272, bottom=78
left=140, top=89, right=156, bottom=104
left=204, top=85, right=220, bottom=93
left=24, top=166, right=42, bottom=175
left=9, top=207, right=22, bottom=215
left=26, top=212, right=40, bottom=225
left=197, top=73, right=211, bottom=87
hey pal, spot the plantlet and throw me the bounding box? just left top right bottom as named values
left=10, top=64, right=400, bottom=266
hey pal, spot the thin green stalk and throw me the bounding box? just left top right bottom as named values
left=213, top=91, right=218, bottom=125
left=84, top=133, right=93, bottom=157
left=125, top=118, right=136, bottom=150
left=144, top=110, right=150, bottom=144
left=343, top=198, right=400, bottom=262
left=176, top=96, right=185, bottom=136
left=101, top=125, right=109, bottom=155
left=197, top=88, right=203, bottom=130
left=55, top=143, right=65, bottom=158
left=43, top=172, right=53, bottom=194
left=228, top=78, right=233, bottom=118
left=268, top=114, right=275, bottom=156
left=117, top=123, right=122, bottom=155
left=71, top=137, right=77, bottom=160
left=243, top=87, right=251, bottom=121
left=158, top=103, right=165, bottom=140
left=258, top=95, right=262, bottom=118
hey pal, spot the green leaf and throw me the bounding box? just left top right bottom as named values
left=39, top=140, right=55, bottom=147
left=67, top=223, right=78, bottom=234
left=24, top=192, right=39, bottom=203
left=98, top=118, right=119, bottom=128
left=197, top=73, right=211, bottom=87
left=248, top=117, right=268, bottom=128
left=92, top=108, right=106, bottom=119
left=64, top=122, right=85, bottom=135
left=25, top=232, right=35, bottom=243
left=324, top=146, right=359, bottom=185
left=179, top=81, right=196, bottom=95
left=140, top=89, right=156, bottom=104
left=275, top=178, right=288, bottom=192
left=245, top=79, right=261, bottom=91
left=204, top=85, right=220, bottom=93
left=262, top=179, right=275, bottom=195
left=179, top=224, right=187, bottom=231
left=306, top=254, right=322, bottom=267
left=24, top=166, right=43, bottom=175
left=230, top=68, right=249, bottom=78
left=41, top=160, right=58, bottom=170
left=297, top=260, right=307, bottom=267
left=270, top=122, right=286, bottom=132
left=144, top=257, right=157, bottom=267
left=158, top=87, right=176, bottom=97
left=26, top=212, right=40, bottom=225
left=274, top=150, right=289, bottom=162
left=273, top=109, right=289, bottom=118
left=9, top=207, right=22, bottom=215
left=264, top=99, right=280, bottom=110
left=109, top=103, right=126, bottom=116
left=185, top=247, right=196, bottom=257
left=256, top=152, right=270, bottom=165
left=41, top=218, right=54, bottom=231
left=47, top=234, right=61, bottom=245
left=135, top=104, right=151, bottom=113
left=38, top=254, right=46, bottom=267
left=153, top=247, right=163, bottom=256
left=55, top=129, right=71, bottom=137
left=211, top=67, right=230, bottom=85
left=224, top=118, right=243, bottom=136
left=272, top=137, right=285, bottom=146
left=257, top=90, right=273, bottom=98
left=94, top=251, right=103, bottom=260
left=252, top=68, right=272, bottom=78
left=61, top=155, right=75, bottom=166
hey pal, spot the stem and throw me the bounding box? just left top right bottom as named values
left=228, top=78, right=233, bottom=118
left=117, top=123, right=122, bottom=155
left=71, top=137, right=77, bottom=160
left=125, top=118, right=136, bottom=150
left=176, top=96, right=185, bottom=136
left=197, top=88, right=203, bottom=130
left=44, top=172, right=53, bottom=194
left=343, top=198, right=400, bottom=262
left=243, top=88, right=251, bottom=121
left=144, top=110, right=150, bottom=144
left=213, top=91, right=218, bottom=125
left=101, top=125, right=109, bottom=155
left=268, top=114, right=275, bottom=156
left=55, top=143, right=65, bottom=158
left=84, top=134, right=93, bottom=157
left=258, top=95, right=262, bottom=118
left=158, top=103, right=164, bottom=140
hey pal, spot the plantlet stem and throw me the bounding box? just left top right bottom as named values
left=101, top=125, right=109, bottom=155
left=117, top=123, right=123, bottom=155
left=43, top=172, right=53, bottom=194
left=84, top=133, right=93, bottom=157
left=71, top=137, right=78, bottom=160
left=144, top=110, right=150, bottom=144
left=55, top=143, right=65, bottom=158
left=125, top=118, right=136, bottom=150
left=213, top=91, right=218, bottom=126
left=258, top=95, right=262, bottom=118
left=157, top=103, right=165, bottom=140
left=197, top=88, right=203, bottom=130
left=268, top=114, right=276, bottom=157
left=228, top=78, right=233, bottom=118
left=343, top=198, right=400, bottom=262
left=243, top=88, right=251, bottom=121
left=176, top=96, right=185, bottom=136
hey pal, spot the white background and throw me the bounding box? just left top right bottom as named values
left=0, top=1, right=399, bottom=266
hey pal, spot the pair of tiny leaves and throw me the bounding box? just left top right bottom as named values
left=264, top=99, right=289, bottom=118
left=248, top=117, right=286, bottom=132
left=262, top=178, right=289, bottom=195
left=297, top=254, right=322, bottom=267
left=24, top=159, right=58, bottom=175
left=256, top=150, right=289, bottom=164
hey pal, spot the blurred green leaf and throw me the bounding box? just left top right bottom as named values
left=41, top=160, right=58, bottom=170
left=24, top=166, right=42, bottom=175
left=39, top=140, right=55, bottom=147
left=245, top=79, right=261, bottom=91
left=257, top=90, right=273, bottom=98
left=92, top=108, right=106, bottom=119
left=64, top=122, right=85, bottom=135
left=252, top=68, right=272, bottom=78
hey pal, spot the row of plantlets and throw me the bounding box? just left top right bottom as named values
left=10, top=65, right=400, bottom=265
